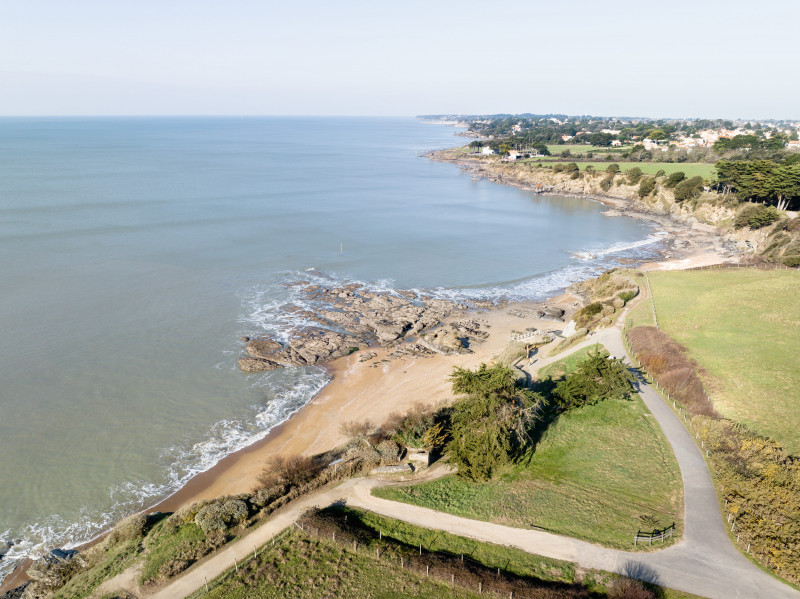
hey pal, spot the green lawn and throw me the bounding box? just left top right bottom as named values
left=546, top=144, right=623, bottom=154
left=526, top=161, right=716, bottom=179
left=647, top=268, right=800, bottom=454
left=375, top=347, right=683, bottom=550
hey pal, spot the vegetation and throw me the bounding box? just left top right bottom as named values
left=672, top=176, right=705, bottom=202
left=375, top=351, right=682, bottom=550
left=447, top=363, right=545, bottom=481
left=694, top=417, right=800, bottom=586
left=552, top=352, right=635, bottom=410
left=627, top=327, right=717, bottom=418
left=716, top=158, right=800, bottom=209
left=734, top=203, right=781, bottom=229
left=191, top=506, right=695, bottom=599
left=646, top=268, right=800, bottom=453
left=638, top=177, right=657, bottom=198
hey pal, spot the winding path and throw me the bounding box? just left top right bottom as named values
left=134, top=313, right=799, bottom=599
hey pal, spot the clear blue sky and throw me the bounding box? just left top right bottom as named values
left=1, top=0, right=797, bottom=119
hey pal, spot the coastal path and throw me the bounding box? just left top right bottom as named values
left=133, top=309, right=799, bottom=599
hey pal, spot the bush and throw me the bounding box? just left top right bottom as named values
left=257, top=454, right=323, bottom=489
left=382, top=403, right=437, bottom=448
left=663, top=171, right=686, bottom=188
left=626, top=167, right=643, bottom=185
left=783, top=255, right=800, bottom=267
left=606, top=163, right=620, bottom=173
left=637, top=177, right=656, bottom=198
left=341, top=420, right=374, bottom=438
left=672, top=176, right=704, bottom=202
left=609, top=577, right=655, bottom=599
left=374, top=439, right=402, bottom=462
left=194, top=499, right=248, bottom=534
left=574, top=302, right=605, bottom=327
left=107, top=513, right=148, bottom=544
left=617, top=290, right=637, bottom=304
left=734, top=203, right=781, bottom=229
left=654, top=169, right=666, bottom=178
left=570, top=170, right=581, bottom=179
left=696, top=417, right=800, bottom=585
left=627, top=327, right=718, bottom=418
left=599, top=176, right=613, bottom=191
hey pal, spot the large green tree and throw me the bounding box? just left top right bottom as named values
left=447, top=364, right=543, bottom=481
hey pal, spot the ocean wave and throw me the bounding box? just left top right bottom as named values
left=0, top=368, right=330, bottom=583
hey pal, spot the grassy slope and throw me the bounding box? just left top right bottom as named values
left=375, top=347, right=683, bottom=549
left=647, top=268, right=800, bottom=454
left=188, top=509, right=702, bottom=599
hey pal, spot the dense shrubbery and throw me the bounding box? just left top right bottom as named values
left=695, top=417, right=800, bottom=585
left=194, top=499, right=248, bottom=534
left=618, top=290, right=637, bottom=304
left=626, top=167, right=643, bottom=185
left=734, top=203, right=781, bottom=229
left=627, top=326, right=718, bottom=417
left=599, top=175, right=614, bottom=191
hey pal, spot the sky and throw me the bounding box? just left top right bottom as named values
left=1, top=0, right=798, bottom=119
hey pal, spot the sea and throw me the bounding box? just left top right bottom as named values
left=0, top=116, right=665, bottom=579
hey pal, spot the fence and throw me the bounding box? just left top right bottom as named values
left=634, top=523, right=675, bottom=546
left=290, top=509, right=587, bottom=599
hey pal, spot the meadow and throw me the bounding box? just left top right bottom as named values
left=647, top=268, right=800, bottom=454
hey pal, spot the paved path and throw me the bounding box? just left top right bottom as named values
left=137, top=310, right=799, bottom=599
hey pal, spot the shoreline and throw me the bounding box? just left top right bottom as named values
left=0, top=151, right=735, bottom=594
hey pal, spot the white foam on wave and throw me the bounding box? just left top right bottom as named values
left=0, top=367, right=330, bottom=583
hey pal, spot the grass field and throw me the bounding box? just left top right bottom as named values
left=537, top=344, right=605, bottom=379
left=525, top=161, right=716, bottom=179
left=375, top=347, right=683, bottom=549
left=545, top=144, right=623, bottom=154
left=647, top=268, right=800, bottom=454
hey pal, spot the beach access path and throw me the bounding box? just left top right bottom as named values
left=113, top=300, right=799, bottom=599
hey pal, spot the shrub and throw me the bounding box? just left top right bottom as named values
left=626, top=167, right=643, bottom=185
left=382, top=403, right=437, bottom=448
left=627, top=326, right=718, bottom=418
left=617, top=290, right=637, bottom=304
left=672, top=176, right=704, bottom=202
left=695, top=417, right=800, bottom=585
left=606, top=163, right=620, bottom=173
left=637, top=177, right=656, bottom=198
left=654, top=169, right=666, bottom=178
left=570, top=170, right=581, bottom=179
left=734, top=203, right=781, bottom=229
left=257, top=454, right=323, bottom=489
left=107, top=513, right=148, bottom=544
left=609, top=577, right=655, bottom=599
left=663, top=171, right=686, bottom=188
left=194, top=499, right=248, bottom=534
left=341, top=419, right=374, bottom=438
left=783, top=254, right=800, bottom=267
left=599, top=176, right=613, bottom=191
left=374, top=439, right=402, bottom=462
left=574, top=302, right=605, bottom=327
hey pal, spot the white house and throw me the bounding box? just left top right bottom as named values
left=481, top=146, right=496, bottom=155
left=507, top=151, right=520, bottom=160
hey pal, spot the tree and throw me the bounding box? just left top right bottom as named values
left=552, top=353, right=634, bottom=410
left=647, top=129, right=667, bottom=140
left=590, top=132, right=614, bottom=147
left=664, top=171, right=686, bottom=188
left=447, top=364, right=544, bottom=481
left=673, top=176, right=705, bottom=202
left=626, top=167, right=643, bottom=185
left=638, top=177, right=656, bottom=198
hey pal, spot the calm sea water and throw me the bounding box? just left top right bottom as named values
left=0, top=117, right=661, bottom=576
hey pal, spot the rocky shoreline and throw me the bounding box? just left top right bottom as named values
left=237, top=280, right=566, bottom=371
left=427, top=149, right=743, bottom=263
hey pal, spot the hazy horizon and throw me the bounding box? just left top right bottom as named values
left=2, top=0, right=797, bottom=120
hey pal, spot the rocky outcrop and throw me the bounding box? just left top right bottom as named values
left=239, top=282, right=476, bottom=371
left=418, top=326, right=469, bottom=356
